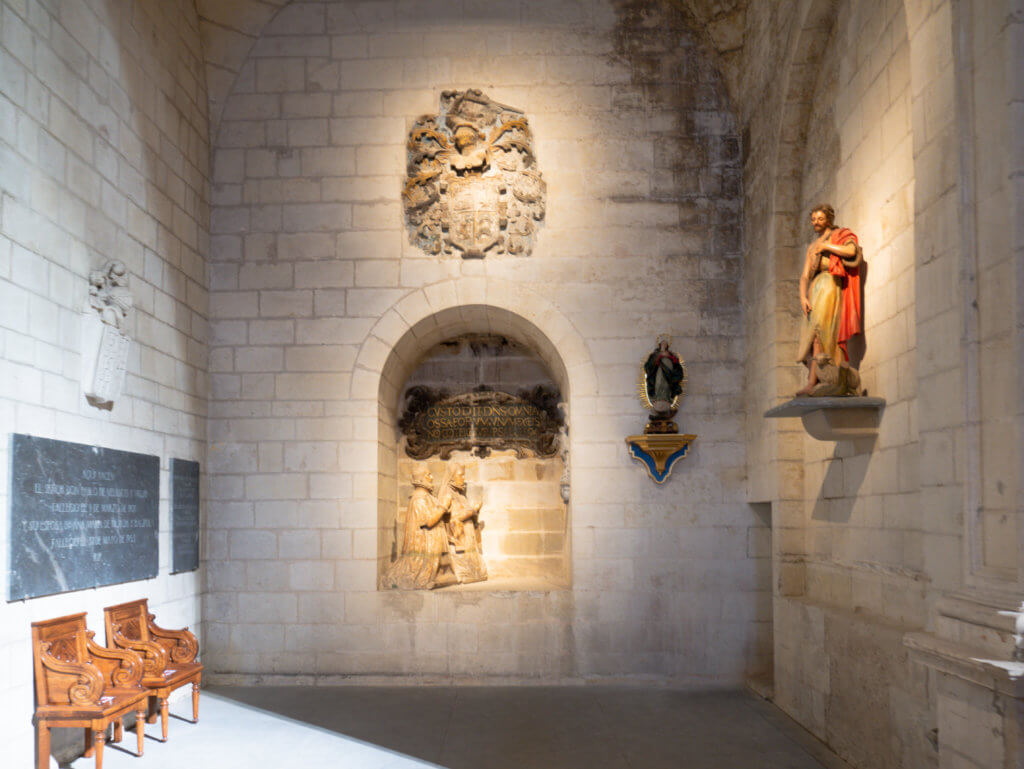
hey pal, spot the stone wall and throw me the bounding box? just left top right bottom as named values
left=1, top=0, right=1017, bottom=766
left=797, top=0, right=920, bottom=634
left=741, top=1, right=935, bottom=766
left=963, top=0, right=1020, bottom=585
left=740, top=0, right=1023, bottom=767
left=204, top=0, right=765, bottom=684
left=0, top=0, right=209, bottom=764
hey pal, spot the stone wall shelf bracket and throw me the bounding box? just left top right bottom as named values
left=763, top=397, right=886, bottom=441
left=625, top=434, right=696, bottom=484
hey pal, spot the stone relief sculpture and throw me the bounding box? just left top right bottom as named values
left=796, top=204, right=865, bottom=397
left=402, top=89, right=546, bottom=258
left=438, top=462, right=487, bottom=585
left=88, top=261, right=133, bottom=331
left=383, top=462, right=489, bottom=590
left=382, top=465, right=450, bottom=590
left=82, top=260, right=133, bottom=407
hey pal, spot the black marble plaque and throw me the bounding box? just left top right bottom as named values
left=8, top=434, right=159, bottom=601
left=171, top=458, right=200, bottom=574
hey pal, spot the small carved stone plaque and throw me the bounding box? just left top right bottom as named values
left=82, top=260, right=133, bottom=406
left=91, top=324, right=131, bottom=402
left=400, top=387, right=563, bottom=459
left=171, top=458, right=200, bottom=574
left=8, top=434, right=159, bottom=600
left=403, top=89, right=546, bottom=258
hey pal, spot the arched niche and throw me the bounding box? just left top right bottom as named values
left=375, top=305, right=571, bottom=591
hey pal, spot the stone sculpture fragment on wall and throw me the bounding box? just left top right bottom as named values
left=82, top=260, right=133, bottom=407
left=402, top=89, right=546, bottom=258
left=382, top=462, right=487, bottom=590
left=439, top=462, right=487, bottom=585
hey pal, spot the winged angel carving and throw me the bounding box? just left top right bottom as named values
left=402, top=89, right=546, bottom=258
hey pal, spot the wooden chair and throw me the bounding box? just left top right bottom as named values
left=103, top=599, right=203, bottom=741
left=32, top=613, right=148, bottom=769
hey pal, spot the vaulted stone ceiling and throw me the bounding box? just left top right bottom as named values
left=196, top=0, right=290, bottom=132
left=195, top=0, right=747, bottom=135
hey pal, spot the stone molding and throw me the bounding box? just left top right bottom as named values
left=351, top=278, right=598, bottom=403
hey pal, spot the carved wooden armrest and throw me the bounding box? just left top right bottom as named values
left=38, top=646, right=105, bottom=706
left=111, top=627, right=168, bottom=675
left=147, top=613, right=199, bottom=664
left=86, top=631, right=144, bottom=688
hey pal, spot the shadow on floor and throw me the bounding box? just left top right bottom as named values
left=207, top=685, right=836, bottom=769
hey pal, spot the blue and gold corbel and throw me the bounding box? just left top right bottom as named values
left=625, top=433, right=696, bottom=484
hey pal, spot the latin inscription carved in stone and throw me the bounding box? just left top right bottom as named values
left=400, top=387, right=563, bottom=459
left=8, top=434, right=159, bottom=601
left=402, top=89, right=546, bottom=258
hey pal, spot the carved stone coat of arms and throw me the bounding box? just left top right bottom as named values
left=402, top=89, right=546, bottom=258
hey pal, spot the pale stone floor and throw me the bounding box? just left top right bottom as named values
left=75, top=686, right=845, bottom=769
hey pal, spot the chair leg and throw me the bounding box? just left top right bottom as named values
left=84, top=726, right=95, bottom=757
left=113, top=718, right=123, bottom=743
left=147, top=695, right=158, bottom=724
left=94, top=728, right=105, bottom=769
left=36, top=723, right=50, bottom=769
left=160, top=697, right=169, bottom=741
left=137, top=708, right=146, bottom=756
left=192, top=680, right=200, bottom=722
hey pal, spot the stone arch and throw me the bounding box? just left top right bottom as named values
left=350, top=278, right=597, bottom=405
left=359, top=278, right=597, bottom=586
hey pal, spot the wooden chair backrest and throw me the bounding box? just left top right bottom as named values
left=31, top=613, right=91, bottom=707
left=104, top=599, right=151, bottom=645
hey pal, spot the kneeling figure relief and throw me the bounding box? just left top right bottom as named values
left=382, top=462, right=486, bottom=590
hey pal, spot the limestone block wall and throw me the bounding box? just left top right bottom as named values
left=741, top=0, right=1022, bottom=767
left=0, top=0, right=210, bottom=765
left=205, top=0, right=766, bottom=683
left=962, top=0, right=1020, bottom=587
left=765, top=2, right=934, bottom=766
left=739, top=0, right=818, bottom=604
left=797, top=0, right=920, bottom=629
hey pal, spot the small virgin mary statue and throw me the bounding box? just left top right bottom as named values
left=643, top=334, right=685, bottom=422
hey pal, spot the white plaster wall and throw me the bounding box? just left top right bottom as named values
left=205, top=0, right=767, bottom=684
left=0, top=0, right=209, bottom=764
